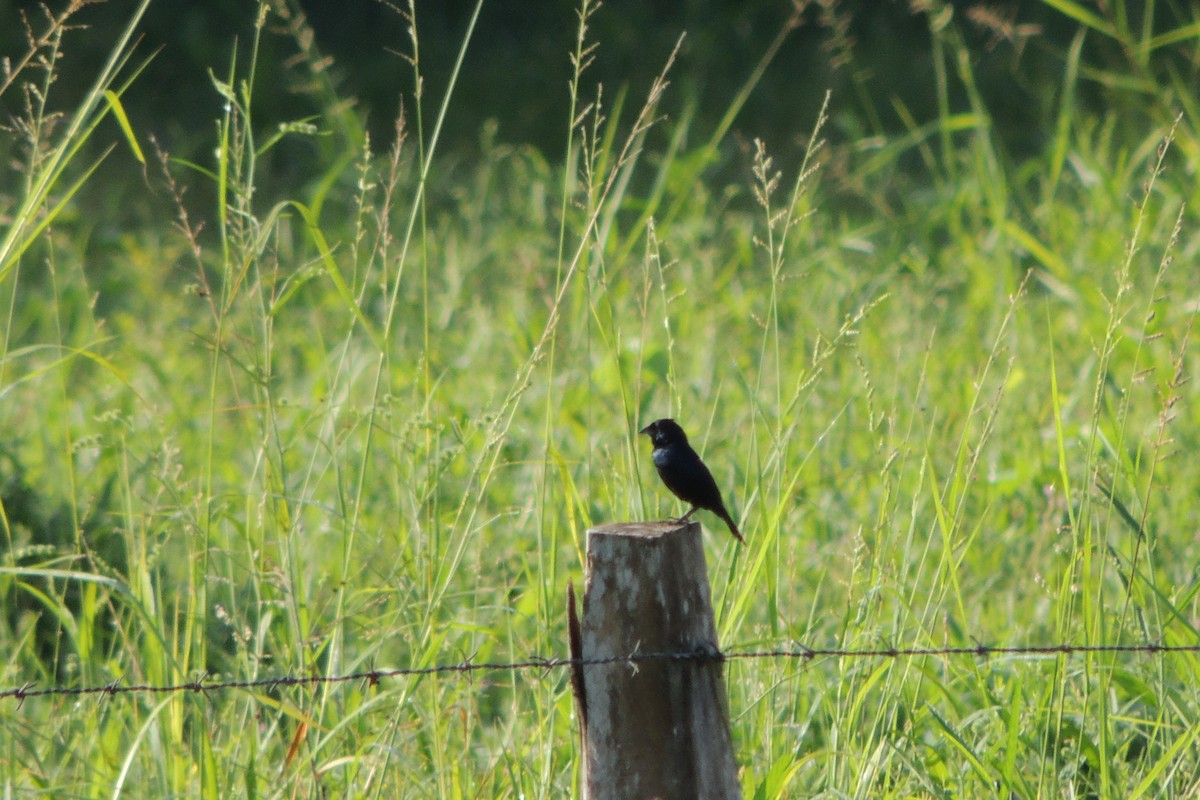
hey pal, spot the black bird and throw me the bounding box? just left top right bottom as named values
left=639, top=418, right=744, bottom=544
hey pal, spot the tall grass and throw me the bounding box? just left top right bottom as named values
left=1, top=0, right=1199, bottom=797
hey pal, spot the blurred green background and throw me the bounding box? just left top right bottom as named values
left=3, top=1, right=1200, bottom=796
left=5, top=0, right=1192, bottom=179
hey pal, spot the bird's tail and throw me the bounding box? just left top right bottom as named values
left=717, top=508, right=745, bottom=544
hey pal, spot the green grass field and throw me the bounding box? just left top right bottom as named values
left=3, top=1, right=1200, bottom=797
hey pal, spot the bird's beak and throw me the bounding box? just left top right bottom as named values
left=638, top=423, right=653, bottom=435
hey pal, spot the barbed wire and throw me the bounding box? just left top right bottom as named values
left=4, top=640, right=1198, bottom=705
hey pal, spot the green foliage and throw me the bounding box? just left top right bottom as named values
left=2, top=0, right=1199, bottom=797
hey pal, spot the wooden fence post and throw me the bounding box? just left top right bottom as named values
left=570, top=520, right=741, bottom=800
